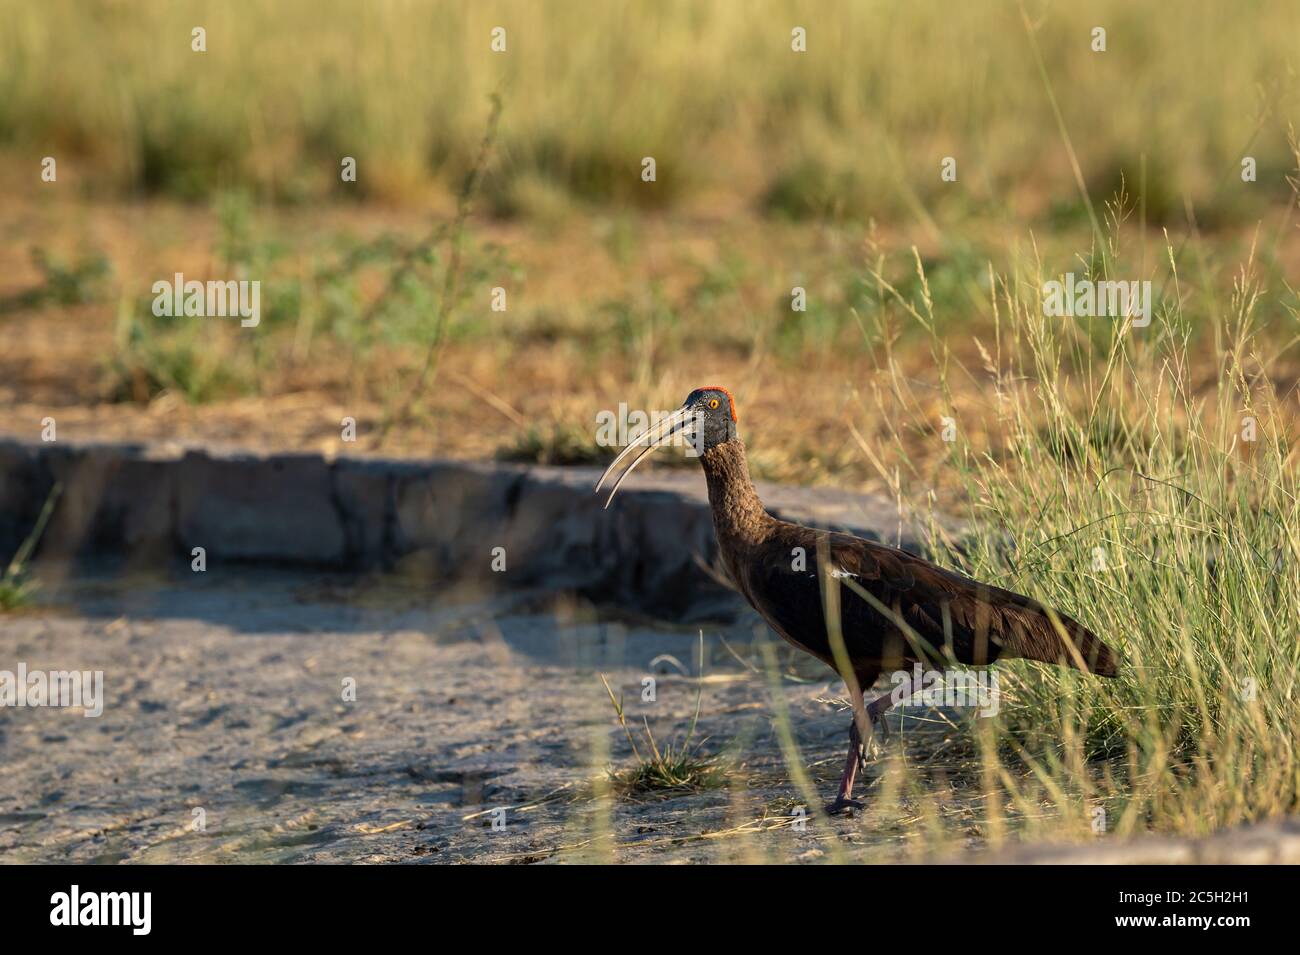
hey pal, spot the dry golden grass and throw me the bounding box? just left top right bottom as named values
left=2, top=0, right=1297, bottom=223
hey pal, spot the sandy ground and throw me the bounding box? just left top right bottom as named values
left=0, top=570, right=980, bottom=864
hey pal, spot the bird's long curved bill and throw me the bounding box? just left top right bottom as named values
left=594, top=406, right=696, bottom=509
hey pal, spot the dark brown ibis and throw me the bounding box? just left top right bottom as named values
left=596, top=386, right=1121, bottom=814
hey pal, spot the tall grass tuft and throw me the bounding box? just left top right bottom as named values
left=599, top=633, right=725, bottom=796
left=856, top=219, right=1300, bottom=841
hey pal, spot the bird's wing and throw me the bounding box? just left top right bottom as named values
left=750, top=525, right=1119, bottom=675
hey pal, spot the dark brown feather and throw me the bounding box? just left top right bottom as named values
left=698, top=438, right=1120, bottom=680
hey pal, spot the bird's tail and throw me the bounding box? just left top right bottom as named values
left=1019, top=612, right=1122, bottom=677
left=1071, top=625, right=1121, bottom=677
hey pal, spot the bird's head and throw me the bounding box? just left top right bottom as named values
left=682, top=385, right=739, bottom=450
left=595, top=385, right=740, bottom=508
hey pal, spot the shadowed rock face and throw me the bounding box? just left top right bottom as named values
left=0, top=439, right=945, bottom=621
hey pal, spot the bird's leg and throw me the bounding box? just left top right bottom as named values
left=865, top=670, right=913, bottom=742
left=825, top=685, right=871, bottom=816
left=823, top=721, right=868, bottom=815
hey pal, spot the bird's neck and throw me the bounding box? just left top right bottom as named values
left=699, top=438, right=770, bottom=546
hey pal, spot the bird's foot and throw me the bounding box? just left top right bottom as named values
left=865, top=708, right=891, bottom=743
left=823, top=797, right=864, bottom=816
left=855, top=733, right=884, bottom=765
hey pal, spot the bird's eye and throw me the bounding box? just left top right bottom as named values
left=708, top=398, right=719, bottom=409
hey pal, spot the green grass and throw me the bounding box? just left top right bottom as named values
left=600, top=650, right=724, bottom=797
left=0, top=484, right=61, bottom=613
left=0, top=576, right=36, bottom=612
left=0, top=248, right=111, bottom=315
left=496, top=424, right=610, bottom=467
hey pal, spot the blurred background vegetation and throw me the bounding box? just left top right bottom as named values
left=2, top=0, right=1296, bottom=221
left=0, top=0, right=1297, bottom=490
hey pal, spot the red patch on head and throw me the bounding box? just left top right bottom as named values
left=697, top=385, right=738, bottom=423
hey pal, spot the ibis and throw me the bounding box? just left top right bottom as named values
left=596, top=386, right=1121, bottom=814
